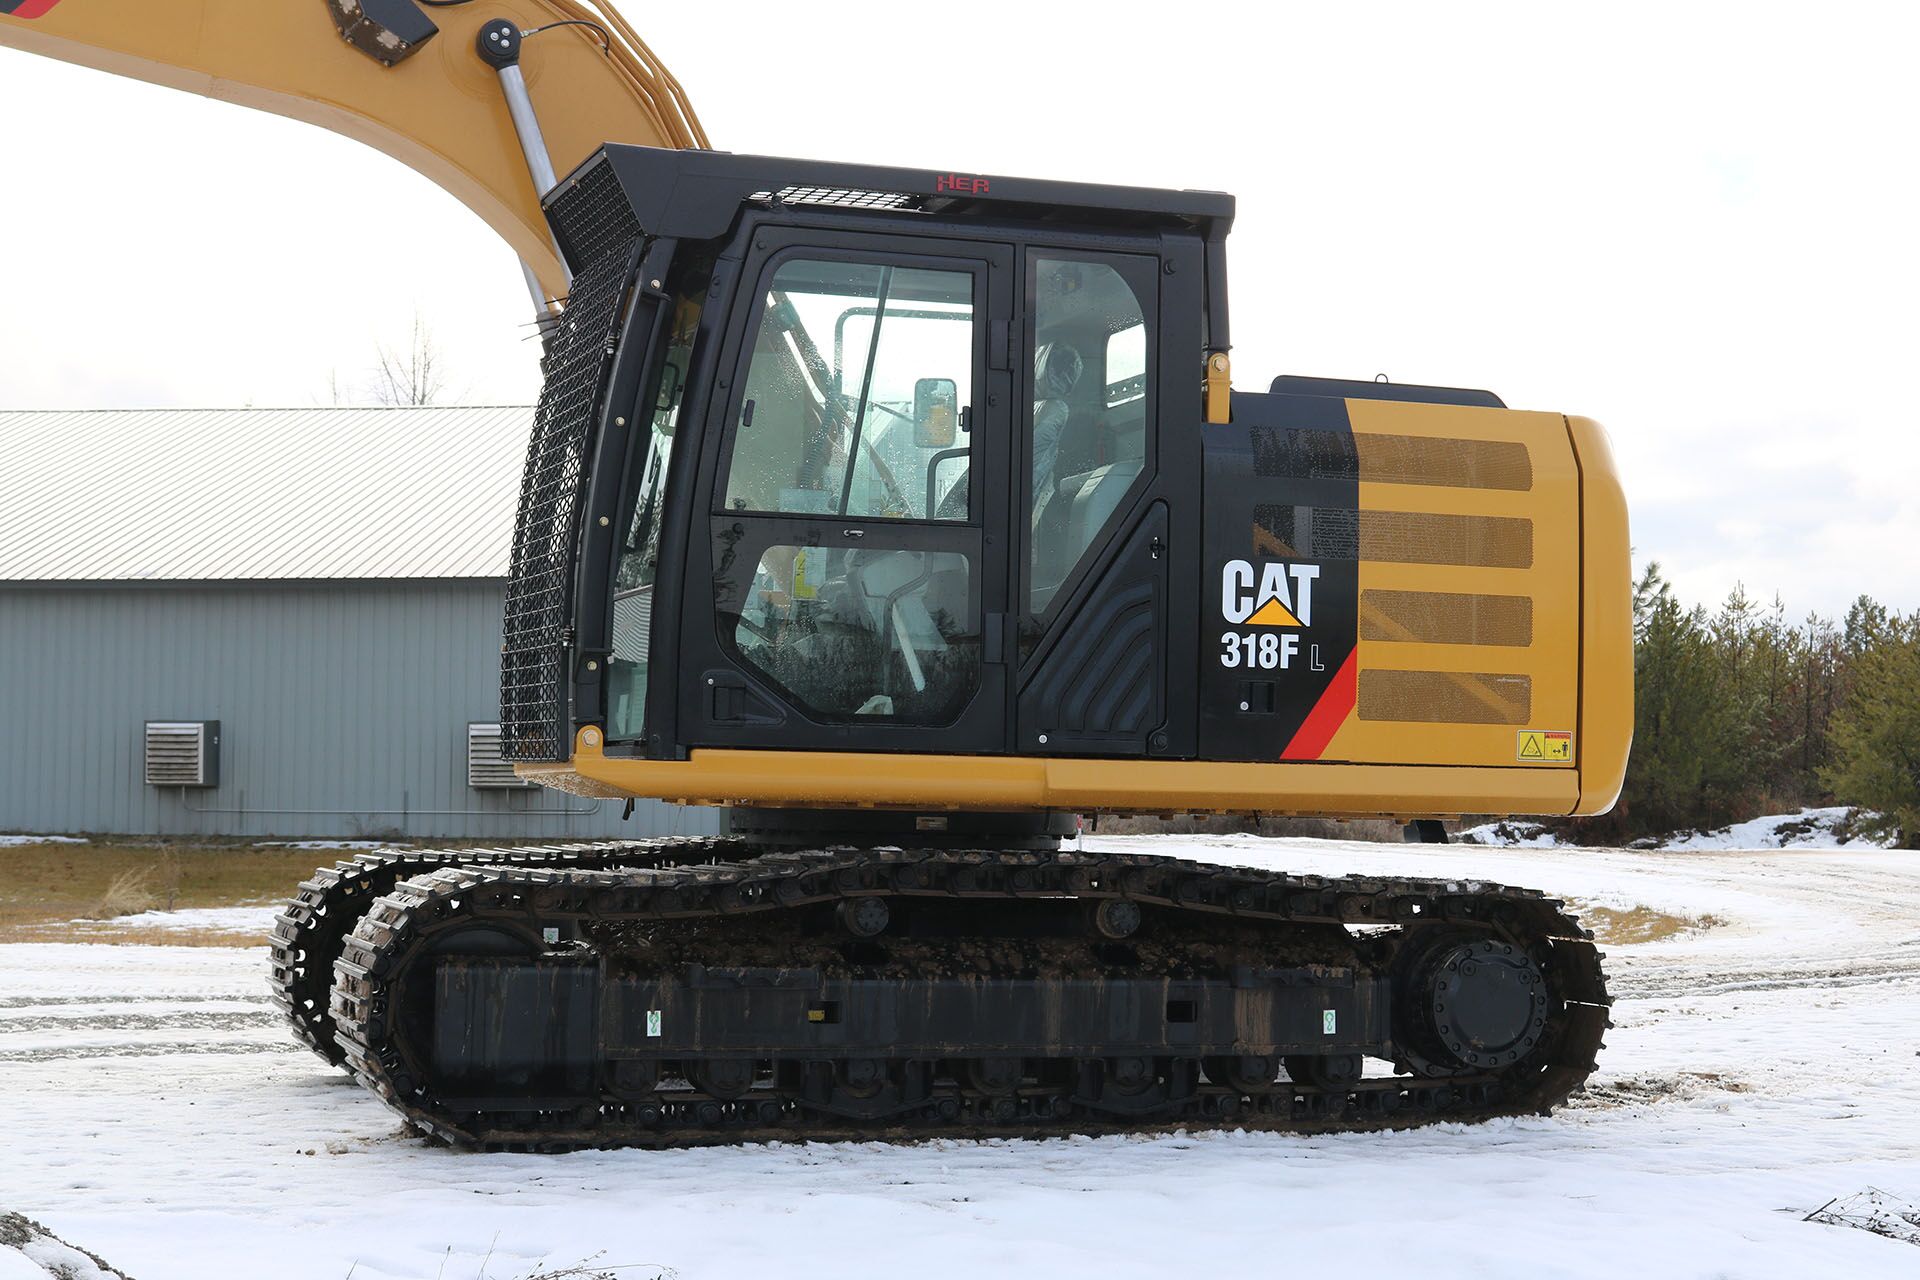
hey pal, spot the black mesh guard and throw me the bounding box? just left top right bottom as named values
left=548, top=156, right=643, bottom=275
left=500, top=239, right=641, bottom=762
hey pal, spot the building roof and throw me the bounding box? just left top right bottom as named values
left=0, top=405, right=535, bottom=582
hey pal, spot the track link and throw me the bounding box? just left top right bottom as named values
left=327, top=844, right=1611, bottom=1149
left=267, top=839, right=740, bottom=1065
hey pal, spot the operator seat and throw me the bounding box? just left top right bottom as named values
left=1029, top=343, right=1085, bottom=602
left=1031, top=342, right=1084, bottom=518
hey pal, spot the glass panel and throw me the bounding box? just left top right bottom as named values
left=727, top=544, right=979, bottom=724
left=1028, top=256, right=1152, bottom=616
left=723, top=259, right=975, bottom=521
left=608, top=291, right=701, bottom=740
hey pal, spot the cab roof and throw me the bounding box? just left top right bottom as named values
left=546, top=144, right=1235, bottom=268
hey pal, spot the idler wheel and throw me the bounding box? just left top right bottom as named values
left=1424, top=939, right=1550, bottom=1068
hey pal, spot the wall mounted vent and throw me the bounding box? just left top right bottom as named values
left=145, top=721, right=219, bottom=788
left=468, top=723, right=532, bottom=789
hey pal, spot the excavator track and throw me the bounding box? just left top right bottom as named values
left=267, top=839, right=741, bottom=1066
left=328, top=844, right=1611, bottom=1149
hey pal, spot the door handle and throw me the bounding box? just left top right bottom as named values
left=842, top=529, right=865, bottom=539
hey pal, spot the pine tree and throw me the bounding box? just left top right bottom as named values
left=1610, top=566, right=1757, bottom=837
left=1822, top=611, right=1920, bottom=848
left=1792, top=611, right=1842, bottom=801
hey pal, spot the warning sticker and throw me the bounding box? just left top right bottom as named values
left=1516, top=730, right=1573, bottom=763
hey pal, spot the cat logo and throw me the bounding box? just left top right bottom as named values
left=1221, top=559, right=1320, bottom=628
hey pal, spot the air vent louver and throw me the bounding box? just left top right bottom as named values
left=467, top=723, right=531, bottom=789
left=144, top=721, right=219, bottom=788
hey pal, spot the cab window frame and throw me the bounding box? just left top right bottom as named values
left=711, top=244, right=988, bottom=530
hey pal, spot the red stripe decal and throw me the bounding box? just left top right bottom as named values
left=1280, top=650, right=1357, bottom=761
left=8, top=0, right=66, bottom=18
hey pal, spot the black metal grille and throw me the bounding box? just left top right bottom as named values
left=548, top=156, right=642, bottom=274
left=500, top=239, right=641, bottom=761
left=1248, top=426, right=1359, bottom=481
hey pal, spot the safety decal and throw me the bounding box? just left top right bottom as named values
left=0, top=0, right=66, bottom=19
left=1516, top=730, right=1572, bottom=763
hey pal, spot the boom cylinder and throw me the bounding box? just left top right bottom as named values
left=477, top=17, right=570, bottom=328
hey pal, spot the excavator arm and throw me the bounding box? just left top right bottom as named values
left=0, top=0, right=706, bottom=297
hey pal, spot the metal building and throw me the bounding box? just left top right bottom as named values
left=0, top=405, right=715, bottom=841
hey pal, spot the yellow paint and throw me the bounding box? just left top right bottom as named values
left=1565, top=415, right=1633, bottom=815
left=1245, top=597, right=1301, bottom=627
left=1320, top=400, right=1581, bottom=771
left=0, top=1, right=707, bottom=297
left=518, top=731, right=1584, bottom=818
left=1204, top=352, right=1232, bottom=425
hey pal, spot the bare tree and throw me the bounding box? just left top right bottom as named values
left=369, top=314, right=446, bottom=407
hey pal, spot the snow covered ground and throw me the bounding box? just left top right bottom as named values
left=1462, top=806, right=1897, bottom=851
left=4, top=834, right=1919, bottom=1279
left=1662, top=806, right=1892, bottom=851
left=82, top=906, right=279, bottom=939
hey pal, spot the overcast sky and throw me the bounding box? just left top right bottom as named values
left=3, top=1, right=1915, bottom=617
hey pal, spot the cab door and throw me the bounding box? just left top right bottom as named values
left=692, top=230, right=1016, bottom=754
left=1014, top=248, right=1171, bottom=757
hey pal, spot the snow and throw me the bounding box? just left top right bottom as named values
left=5, top=835, right=1920, bottom=1279
left=1664, top=806, right=1896, bottom=851
left=86, top=906, right=280, bottom=937
left=1461, top=806, right=1899, bottom=851
left=1459, top=819, right=1562, bottom=847
left=0, top=1215, right=124, bottom=1280
left=0, top=836, right=86, bottom=848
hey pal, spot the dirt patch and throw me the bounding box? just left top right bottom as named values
left=0, top=842, right=318, bottom=944
left=1569, top=902, right=1723, bottom=944
left=1574, top=1070, right=1752, bottom=1108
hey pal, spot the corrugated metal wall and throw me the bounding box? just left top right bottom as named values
left=0, top=580, right=720, bottom=841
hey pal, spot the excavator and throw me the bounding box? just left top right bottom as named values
left=3, top=1, right=1631, bottom=1149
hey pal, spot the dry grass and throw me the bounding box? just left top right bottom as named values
left=1573, top=902, right=1725, bottom=944
left=0, top=840, right=323, bottom=945
left=90, top=866, right=159, bottom=919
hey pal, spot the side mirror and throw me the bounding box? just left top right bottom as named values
left=914, top=377, right=959, bottom=449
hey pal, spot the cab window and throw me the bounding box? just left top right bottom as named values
left=1027, top=254, right=1154, bottom=616
left=722, top=259, right=975, bottom=522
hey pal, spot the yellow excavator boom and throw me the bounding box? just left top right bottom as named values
left=0, top=0, right=706, bottom=297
